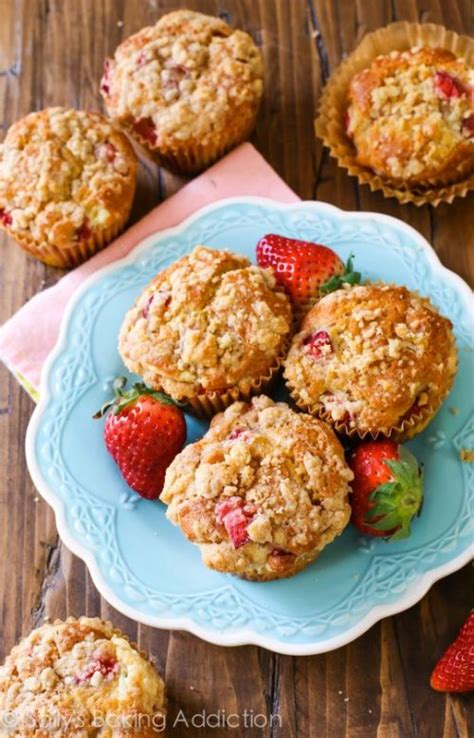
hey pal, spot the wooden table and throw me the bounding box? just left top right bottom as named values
left=0, top=1, right=472, bottom=735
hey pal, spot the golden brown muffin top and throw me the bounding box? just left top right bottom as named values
left=347, top=47, right=474, bottom=184
left=161, top=395, right=352, bottom=579
left=0, top=108, right=137, bottom=248
left=284, top=284, right=457, bottom=434
left=0, top=617, right=165, bottom=737
left=101, top=10, right=263, bottom=147
left=119, top=246, right=292, bottom=399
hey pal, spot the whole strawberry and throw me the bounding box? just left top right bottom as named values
left=348, top=439, right=423, bottom=540
left=94, top=377, right=186, bottom=500
left=256, top=233, right=360, bottom=310
left=431, top=612, right=474, bottom=693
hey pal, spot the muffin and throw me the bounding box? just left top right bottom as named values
left=100, top=10, right=263, bottom=173
left=119, top=246, right=293, bottom=416
left=0, top=617, right=166, bottom=737
left=284, top=284, right=457, bottom=440
left=161, top=395, right=353, bottom=581
left=346, top=47, right=474, bottom=188
left=0, top=108, right=137, bottom=268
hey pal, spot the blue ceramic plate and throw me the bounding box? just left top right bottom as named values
left=26, top=197, right=473, bottom=655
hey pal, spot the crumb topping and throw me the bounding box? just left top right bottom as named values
left=0, top=108, right=137, bottom=248
left=119, top=246, right=292, bottom=399
left=161, top=395, right=352, bottom=578
left=284, top=284, right=457, bottom=433
left=347, top=47, right=474, bottom=183
left=0, top=618, right=165, bottom=736
left=101, top=10, right=263, bottom=145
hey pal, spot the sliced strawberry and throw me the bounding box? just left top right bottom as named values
left=94, top=377, right=186, bottom=500
left=303, top=329, right=332, bottom=359
left=133, top=117, right=158, bottom=146
left=256, top=234, right=360, bottom=309
left=80, top=655, right=118, bottom=683
left=0, top=209, right=12, bottom=227
left=431, top=612, right=474, bottom=693
left=434, top=71, right=466, bottom=100
left=462, top=113, right=474, bottom=137
left=75, top=223, right=92, bottom=241
left=96, top=143, right=116, bottom=163
left=100, top=59, right=112, bottom=96
left=348, top=440, right=423, bottom=540
left=141, top=294, right=155, bottom=319
left=215, top=496, right=255, bottom=548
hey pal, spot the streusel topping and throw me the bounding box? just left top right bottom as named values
left=101, top=10, right=263, bottom=145
left=0, top=618, right=165, bottom=737
left=284, top=284, right=457, bottom=433
left=119, top=246, right=292, bottom=399
left=162, top=395, right=352, bottom=579
left=0, top=108, right=136, bottom=247
left=347, top=47, right=474, bottom=182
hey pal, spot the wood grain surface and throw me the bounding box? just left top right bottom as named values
left=0, top=1, right=473, bottom=736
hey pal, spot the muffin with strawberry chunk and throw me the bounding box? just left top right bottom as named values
left=346, top=47, right=474, bottom=188
left=119, top=246, right=292, bottom=417
left=284, top=284, right=457, bottom=440
left=0, top=617, right=166, bottom=737
left=161, top=395, right=353, bottom=581
left=101, top=10, right=263, bottom=173
left=0, top=108, right=137, bottom=267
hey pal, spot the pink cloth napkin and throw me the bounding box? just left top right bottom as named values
left=0, top=143, right=299, bottom=398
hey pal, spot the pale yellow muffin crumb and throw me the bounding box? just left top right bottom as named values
left=347, top=47, right=474, bottom=187
left=101, top=10, right=263, bottom=172
left=119, top=246, right=292, bottom=409
left=0, top=617, right=165, bottom=737
left=0, top=108, right=137, bottom=266
left=161, top=395, right=353, bottom=581
left=284, top=284, right=457, bottom=439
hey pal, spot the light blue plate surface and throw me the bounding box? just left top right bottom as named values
left=26, top=197, right=473, bottom=655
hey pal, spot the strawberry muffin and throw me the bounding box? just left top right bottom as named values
left=119, top=246, right=293, bottom=416
left=161, top=395, right=353, bottom=581
left=0, top=108, right=137, bottom=267
left=100, top=10, right=263, bottom=173
left=284, top=284, right=457, bottom=440
left=0, top=617, right=166, bottom=736
left=346, top=47, right=474, bottom=187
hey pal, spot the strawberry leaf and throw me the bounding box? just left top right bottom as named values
left=363, top=446, right=423, bottom=540
left=320, top=253, right=361, bottom=295
left=93, top=377, right=181, bottom=418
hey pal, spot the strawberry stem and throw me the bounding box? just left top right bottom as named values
left=93, top=377, right=179, bottom=418
left=320, top=253, right=361, bottom=295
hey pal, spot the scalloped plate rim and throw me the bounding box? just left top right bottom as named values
left=25, top=196, right=474, bottom=656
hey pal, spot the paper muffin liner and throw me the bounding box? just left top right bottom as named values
left=130, top=111, right=258, bottom=175
left=287, top=383, right=446, bottom=443
left=315, top=21, right=474, bottom=206
left=4, top=205, right=133, bottom=268
left=186, top=349, right=287, bottom=419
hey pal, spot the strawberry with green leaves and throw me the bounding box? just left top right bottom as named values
left=431, top=612, right=474, bottom=693
left=256, top=233, right=361, bottom=310
left=348, top=439, right=423, bottom=540
left=94, top=377, right=186, bottom=500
